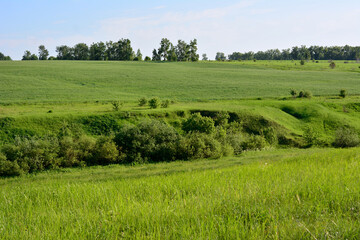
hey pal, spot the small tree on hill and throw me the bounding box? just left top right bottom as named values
left=329, top=62, right=336, bottom=69
left=339, top=89, right=347, bottom=98
left=149, top=97, right=160, bottom=109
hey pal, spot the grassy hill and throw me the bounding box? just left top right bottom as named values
left=0, top=60, right=359, bottom=103
left=1, top=148, right=360, bottom=239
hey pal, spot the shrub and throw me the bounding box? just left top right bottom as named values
left=114, top=120, right=180, bottom=163
left=138, top=97, right=147, bottom=106
left=148, top=97, right=160, bottom=109
left=290, top=89, right=297, bottom=98
left=1, top=136, right=60, bottom=173
left=226, top=133, right=243, bottom=155
left=144, top=56, right=151, bottom=61
left=93, top=136, right=119, bottom=165
left=161, top=99, right=170, bottom=108
left=303, top=126, right=320, bottom=147
left=298, top=91, right=304, bottom=98
left=261, top=127, right=278, bottom=145
left=339, top=89, right=347, bottom=98
left=333, top=127, right=360, bottom=148
left=182, top=113, right=215, bottom=134
left=329, top=62, right=336, bottom=69
left=214, top=111, right=230, bottom=126
left=177, top=133, right=223, bottom=160
left=241, top=135, right=267, bottom=151
left=0, top=153, right=23, bottom=177
left=303, top=91, right=312, bottom=99
left=111, top=101, right=124, bottom=111
left=300, top=60, right=305, bottom=65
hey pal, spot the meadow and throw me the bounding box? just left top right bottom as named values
left=1, top=60, right=360, bottom=239
left=0, top=60, right=359, bottom=103
left=1, top=148, right=360, bottom=239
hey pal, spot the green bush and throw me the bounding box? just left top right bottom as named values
left=93, top=136, right=119, bottom=165
left=339, top=89, right=347, bottom=98
left=333, top=127, right=360, bottom=148
left=1, top=136, right=60, bottom=173
left=161, top=99, right=170, bottom=108
left=300, top=60, right=305, bottom=65
left=0, top=153, right=23, bottom=177
left=115, top=120, right=180, bottom=163
left=148, top=97, right=160, bottom=109
left=241, top=135, right=267, bottom=151
left=329, top=62, right=336, bottom=69
left=303, top=91, right=312, bottom=98
left=226, top=133, right=243, bottom=155
left=290, top=89, right=297, bottom=98
left=303, top=126, right=320, bottom=147
left=138, top=97, right=147, bottom=106
left=111, top=101, right=124, bottom=111
left=182, top=113, right=215, bottom=134
left=177, top=133, right=223, bottom=160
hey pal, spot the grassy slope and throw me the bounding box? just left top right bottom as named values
left=0, top=60, right=359, bottom=103
left=1, top=148, right=360, bottom=239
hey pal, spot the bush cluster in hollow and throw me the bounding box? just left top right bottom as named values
left=333, top=127, right=359, bottom=148
left=1, top=112, right=283, bottom=177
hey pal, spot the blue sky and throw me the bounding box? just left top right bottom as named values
left=1, top=0, right=360, bottom=59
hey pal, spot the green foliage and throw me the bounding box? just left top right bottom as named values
left=144, top=56, right=151, bottom=61
left=182, top=113, right=215, bottom=134
left=329, top=61, right=336, bottom=69
left=177, top=133, right=223, bottom=160
left=138, top=97, right=147, bottom=106
left=148, top=97, right=160, bottom=109
left=114, top=120, right=180, bottom=163
left=300, top=60, right=305, bottom=65
left=161, top=99, right=170, bottom=108
left=333, top=127, right=360, bottom=148
left=241, top=135, right=267, bottom=151
left=290, top=89, right=297, bottom=98
left=303, top=126, right=320, bottom=147
left=93, top=136, right=119, bottom=165
left=340, top=89, right=347, bottom=98
left=111, top=101, right=124, bottom=111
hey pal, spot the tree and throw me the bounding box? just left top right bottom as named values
left=38, top=45, right=49, bottom=60
left=116, top=38, right=134, bottom=60
left=152, top=49, right=160, bottom=61
left=175, top=40, right=190, bottom=61
left=202, top=53, right=208, bottom=61
left=105, top=41, right=116, bottom=60
left=158, top=38, right=172, bottom=61
left=144, top=56, right=151, bottom=61
left=189, top=39, right=199, bottom=61
left=56, top=45, right=73, bottom=60
left=30, top=54, right=38, bottom=60
left=22, top=50, right=32, bottom=60
left=0, top=52, right=11, bottom=61
left=215, top=52, right=226, bottom=61
left=90, top=42, right=106, bottom=60
left=133, top=49, right=142, bottom=61
left=73, top=43, right=89, bottom=60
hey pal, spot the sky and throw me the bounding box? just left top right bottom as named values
left=1, top=0, right=360, bottom=60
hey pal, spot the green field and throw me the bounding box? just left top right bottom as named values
left=1, top=60, right=360, bottom=239
left=0, top=60, right=359, bottom=103
left=1, top=148, right=360, bottom=239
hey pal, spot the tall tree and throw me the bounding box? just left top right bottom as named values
left=158, top=38, right=172, bottom=61
left=22, top=50, right=32, bottom=60
left=38, top=45, right=49, bottom=60
left=152, top=49, right=160, bottom=61
left=135, top=49, right=142, bottom=61
left=90, top=42, right=106, bottom=60
left=215, top=52, right=226, bottom=61
left=189, top=39, right=199, bottom=61
left=175, top=40, right=190, bottom=61
left=202, top=53, right=208, bottom=61
left=73, top=43, right=89, bottom=60
left=56, top=45, right=73, bottom=60
left=116, top=38, right=134, bottom=60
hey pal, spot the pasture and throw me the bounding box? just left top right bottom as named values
left=1, top=148, right=360, bottom=239
left=0, top=60, right=359, bottom=103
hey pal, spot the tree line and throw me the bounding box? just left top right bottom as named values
left=223, top=45, right=360, bottom=61
left=0, top=52, right=11, bottom=61
left=21, top=38, right=199, bottom=61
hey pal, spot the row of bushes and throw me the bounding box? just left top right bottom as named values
left=0, top=114, right=274, bottom=177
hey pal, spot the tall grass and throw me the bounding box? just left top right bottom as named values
left=1, top=148, right=359, bottom=239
